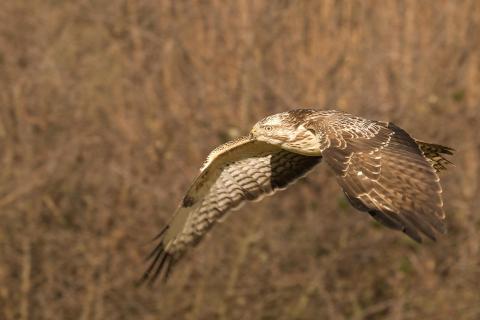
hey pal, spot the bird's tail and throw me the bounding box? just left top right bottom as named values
left=415, top=140, right=454, bottom=172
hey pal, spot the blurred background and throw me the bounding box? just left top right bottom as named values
left=0, top=1, right=479, bottom=319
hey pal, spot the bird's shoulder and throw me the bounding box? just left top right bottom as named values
left=300, top=110, right=388, bottom=150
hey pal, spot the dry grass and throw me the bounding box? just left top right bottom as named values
left=0, top=1, right=479, bottom=319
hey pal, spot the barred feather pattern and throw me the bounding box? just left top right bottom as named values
left=304, top=111, right=449, bottom=242
left=142, top=109, right=453, bottom=285
left=140, top=137, right=321, bottom=285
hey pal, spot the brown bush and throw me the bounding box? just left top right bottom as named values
left=0, top=1, right=479, bottom=319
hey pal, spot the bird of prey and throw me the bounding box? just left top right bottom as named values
left=141, top=109, right=453, bottom=284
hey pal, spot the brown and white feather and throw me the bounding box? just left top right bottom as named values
left=140, top=136, right=321, bottom=284
left=142, top=109, right=453, bottom=285
left=304, top=111, right=447, bottom=242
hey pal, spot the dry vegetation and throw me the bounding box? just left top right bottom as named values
left=0, top=1, right=479, bottom=319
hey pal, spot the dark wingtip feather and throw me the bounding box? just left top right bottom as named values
left=145, top=239, right=164, bottom=261
left=438, top=145, right=455, bottom=155
left=368, top=210, right=403, bottom=231
left=162, top=255, right=174, bottom=283
left=149, top=251, right=169, bottom=287
left=431, top=144, right=455, bottom=155
left=402, top=226, right=423, bottom=243
left=138, top=226, right=173, bottom=287
left=442, top=148, right=454, bottom=155
left=152, top=225, right=169, bottom=241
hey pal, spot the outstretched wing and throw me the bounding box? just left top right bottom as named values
left=141, top=136, right=321, bottom=285
left=306, top=114, right=447, bottom=242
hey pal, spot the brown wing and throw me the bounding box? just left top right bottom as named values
left=309, top=116, right=446, bottom=242
left=140, top=137, right=321, bottom=285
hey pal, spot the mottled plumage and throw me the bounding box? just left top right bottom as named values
left=141, top=109, right=453, bottom=285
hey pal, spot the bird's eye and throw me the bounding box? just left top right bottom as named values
left=265, top=126, right=273, bottom=132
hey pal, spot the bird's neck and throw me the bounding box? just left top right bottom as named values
left=280, top=126, right=322, bottom=156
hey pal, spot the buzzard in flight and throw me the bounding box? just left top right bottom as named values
left=141, top=109, right=453, bottom=284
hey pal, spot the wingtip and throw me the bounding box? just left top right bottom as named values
left=135, top=271, right=151, bottom=288
left=152, top=225, right=169, bottom=241
left=139, top=249, right=174, bottom=288
left=442, top=146, right=455, bottom=154
left=139, top=227, right=175, bottom=287
left=401, top=225, right=423, bottom=243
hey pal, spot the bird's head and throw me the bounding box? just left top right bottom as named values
left=250, top=112, right=294, bottom=144
left=250, top=109, right=321, bottom=155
